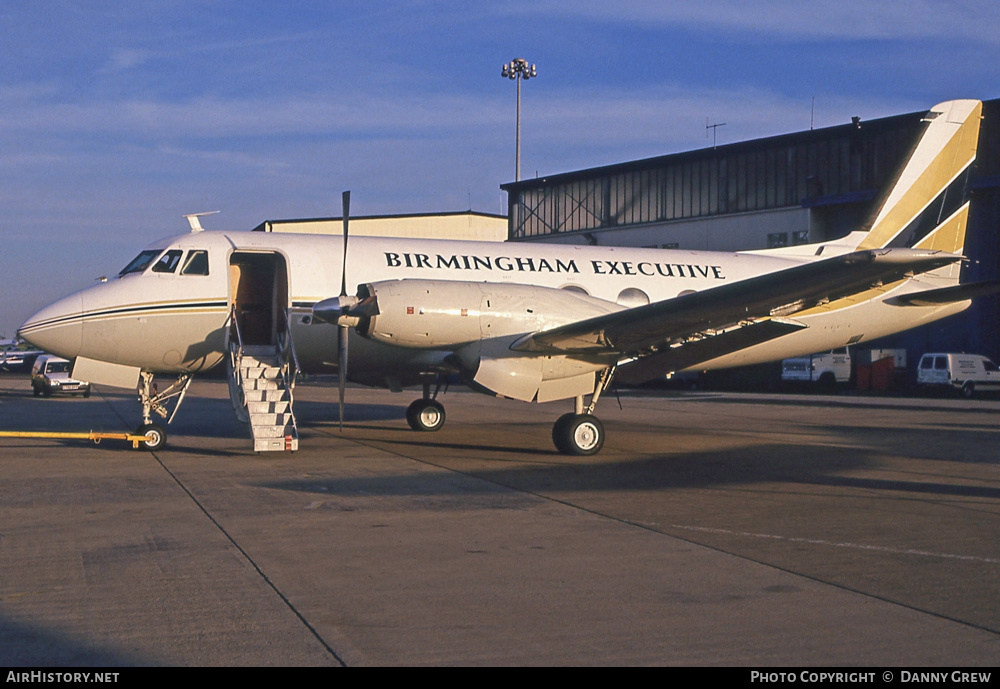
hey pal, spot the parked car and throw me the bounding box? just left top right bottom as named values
left=1, top=345, right=42, bottom=372
left=916, top=353, right=1000, bottom=398
left=31, top=355, right=91, bottom=397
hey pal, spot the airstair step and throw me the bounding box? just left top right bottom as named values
left=243, top=388, right=289, bottom=403
left=245, top=378, right=280, bottom=390
left=242, top=345, right=279, bottom=357
left=241, top=366, right=281, bottom=380
left=252, top=424, right=297, bottom=438
left=250, top=412, right=292, bottom=427
left=247, top=400, right=290, bottom=414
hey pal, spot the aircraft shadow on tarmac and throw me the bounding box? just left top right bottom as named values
left=672, top=391, right=1000, bottom=415
left=258, top=421, right=1000, bottom=503
left=0, top=614, right=149, bottom=666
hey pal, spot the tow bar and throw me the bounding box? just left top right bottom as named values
left=0, top=430, right=152, bottom=449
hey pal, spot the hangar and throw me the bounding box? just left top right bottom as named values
left=253, top=210, right=507, bottom=242
left=502, top=99, right=1000, bottom=364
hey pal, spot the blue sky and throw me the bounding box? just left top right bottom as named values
left=3, top=1, right=1000, bottom=337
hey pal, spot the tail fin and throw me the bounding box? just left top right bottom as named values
left=857, top=99, right=982, bottom=253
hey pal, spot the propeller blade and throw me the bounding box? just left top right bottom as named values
left=341, top=190, right=350, bottom=298
left=339, top=190, right=351, bottom=431
left=338, top=324, right=348, bottom=431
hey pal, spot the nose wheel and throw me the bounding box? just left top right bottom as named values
left=134, top=423, right=166, bottom=451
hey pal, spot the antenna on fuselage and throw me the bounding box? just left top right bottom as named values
left=183, top=211, right=220, bottom=233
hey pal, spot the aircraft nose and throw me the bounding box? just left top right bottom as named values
left=17, top=293, right=84, bottom=359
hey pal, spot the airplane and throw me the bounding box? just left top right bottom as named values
left=17, top=99, right=996, bottom=455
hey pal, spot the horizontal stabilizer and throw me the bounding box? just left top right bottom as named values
left=885, top=279, right=1000, bottom=307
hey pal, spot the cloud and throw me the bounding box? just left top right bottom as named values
left=99, top=48, right=154, bottom=73
left=518, top=0, right=1000, bottom=44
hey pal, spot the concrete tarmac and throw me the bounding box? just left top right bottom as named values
left=0, top=373, right=997, bottom=666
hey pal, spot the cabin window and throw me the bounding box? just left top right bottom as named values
left=152, top=250, right=184, bottom=273
left=181, top=250, right=210, bottom=276
left=616, top=288, right=650, bottom=307
left=119, top=249, right=163, bottom=276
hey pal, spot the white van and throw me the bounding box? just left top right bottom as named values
left=916, top=353, right=1000, bottom=398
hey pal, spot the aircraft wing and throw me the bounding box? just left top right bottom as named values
left=614, top=318, right=807, bottom=384
left=512, top=248, right=961, bottom=356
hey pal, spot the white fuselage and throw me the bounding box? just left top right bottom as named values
left=19, top=230, right=968, bottom=392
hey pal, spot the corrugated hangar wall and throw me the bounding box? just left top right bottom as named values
left=503, top=99, right=1000, bottom=365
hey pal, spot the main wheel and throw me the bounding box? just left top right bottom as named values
left=135, top=423, right=167, bottom=451
left=406, top=399, right=446, bottom=432
left=551, top=412, right=577, bottom=453
left=553, top=413, right=605, bottom=456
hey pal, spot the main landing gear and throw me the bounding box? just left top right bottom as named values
left=134, top=371, right=193, bottom=451
left=552, top=412, right=604, bottom=456
left=400, top=367, right=615, bottom=456
left=406, top=375, right=446, bottom=432
left=551, top=366, right=616, bottom=456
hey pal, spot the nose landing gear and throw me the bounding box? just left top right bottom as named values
left=134, top=371, right=192, bottom=451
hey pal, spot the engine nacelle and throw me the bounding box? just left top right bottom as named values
left=356, top=279, right=622, bottom=349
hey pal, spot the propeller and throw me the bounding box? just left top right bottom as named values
left=311, top=191, right=380, bottom=430
left=338, top=191, right=350, bottom=431
left=310, top=192, right=355, bottom=431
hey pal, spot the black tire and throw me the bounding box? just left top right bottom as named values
left=961, top=381, right=975, bottom=399
left=135, top=423, right=167, bottom=451
left=553, top=413, right=605, bottom=456
left=82, top=389, right=91, bottom=399
left=551, top=412, right=576, bottom=453
left=406, top=399, right=446, bottom=432
left=816, top=372, right=837, bottom=393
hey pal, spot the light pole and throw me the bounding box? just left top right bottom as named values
left=501, top=58, right=537, bottom=182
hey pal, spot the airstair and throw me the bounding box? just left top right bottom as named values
left=227, top=308, right=300, bottom=452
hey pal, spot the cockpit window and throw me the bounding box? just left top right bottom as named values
left=119, top=249, right=163, bottom=276
left=152, top=250, right=184, bottom=274
left=180, top=250, right=209, bottom=276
